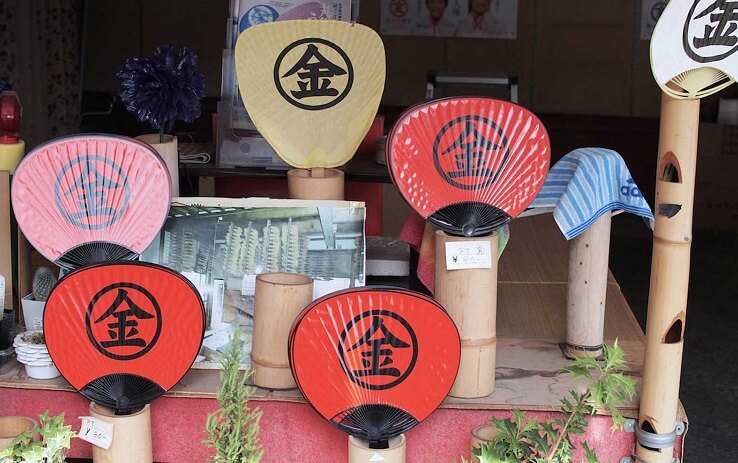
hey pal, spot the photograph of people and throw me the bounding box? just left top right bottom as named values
left=416, top=0, right=457, bottom=37
left=455, top=0, right=504, bottom=37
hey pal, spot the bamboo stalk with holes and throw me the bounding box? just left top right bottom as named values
left=636, top=95, right=699, bottom=463
left=564, top=212, right=612, bottom=359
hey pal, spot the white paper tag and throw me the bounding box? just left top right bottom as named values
left=78, top=416, right=113, bottom=449
left=445, top=241, right=492, bottom=270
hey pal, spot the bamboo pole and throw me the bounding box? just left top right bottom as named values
left=434, top=230, right=498, bottom=398
left=564, top=212, right=612, bottom=359
left=636, top=94, right=699, bottom=462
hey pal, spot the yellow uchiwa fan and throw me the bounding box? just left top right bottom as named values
left=235, top=20, right=386, bottom=168
left=11, top=134, right=171, bottom=270
left=650, top=0, right=736, bottom=99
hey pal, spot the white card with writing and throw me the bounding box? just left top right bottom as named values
left=651, top=0, right=738, bottom=95
left=445, top=241, right=492, bottom=270
left=78, top=416, right=113, bottom=449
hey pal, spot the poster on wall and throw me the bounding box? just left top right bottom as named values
left=141, top=197, right=367, bottom=369
left=640, top=0, right=666, bottom=40
left=380, top=0, right=517, bottom=39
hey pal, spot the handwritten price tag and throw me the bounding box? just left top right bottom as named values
left=445, top=241, right=492, bottom=270
left=78, top=416, right=113, bottom=449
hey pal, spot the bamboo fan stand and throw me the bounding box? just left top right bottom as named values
left=287, top=167, right=345, bottom=200
left=252, top=272, right=313, bottom=389
left=564, top=212, right=612, bottom=359
left=348, top=434, right=406, bottom=463
left=89, top=403, right=152, bottom=463
left=469, top=424, right=498, bottom=463
left=135, top=134, right=179, bottom=197
left=434, top=230, right=498, bottom=398
left=636, top=95, right=698, bottom=462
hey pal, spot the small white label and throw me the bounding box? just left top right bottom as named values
left=78, top=416, right=113, bottom=449
left=369, top=453, right=386, bottom=462
left=445, top=241, right=492, bottom=270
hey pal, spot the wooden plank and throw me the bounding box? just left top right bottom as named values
left=0, top=172, right=12, bottom=309
left=501, top=215, right=616, bottom=284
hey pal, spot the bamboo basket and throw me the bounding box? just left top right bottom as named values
left=564, top=212, right=611, bottom=359
left=89, top=403, right=152, bottom=463
left=287, top=168, right=344, bottom=200
left=348, top=434, right=406, bottom=463
left=434, top=230, right=498, bottom=398
left=251, top=272, right=314, bottom=389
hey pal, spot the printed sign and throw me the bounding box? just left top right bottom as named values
left=79, top=417, right=113, bottom=450
left=381, top=0, right=517, bottom=38
left=445, top=241, right=492, bottom=269
left=641, top=0, right=667, bottom=40
left=651, top=0, right=738, bottom=97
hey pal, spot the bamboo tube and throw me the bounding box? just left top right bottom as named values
left=564, top=212, right=612, bottom=359
left=434, top=230, right=498, bottom=398
left=251, top=272, right=313, bottom=389
left=135, top=134, right=179, bottom=197
left=0, top=416, right=36, bottom=451
left=470, top=424, right=498, bottom=463
left=636, top=94, right=699, bottom=463
left=287, top=168, right=344, bottom=200
left=348, top=434, right=406, bottom=463
left=89, top=403, right=152, bottom=463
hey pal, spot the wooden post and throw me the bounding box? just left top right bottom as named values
left=348, top=434, right=406, bottom=463
left=434, top=230, right=498, bottom=398
left=251, top=272, right=313, bottom=389
left=564, top=212, right=612, bottom=359
left=287, top=168, right=345, bottom=200
left=89, top=403, right=152, bottom=463
left=636, top=94, right=699, bottom=462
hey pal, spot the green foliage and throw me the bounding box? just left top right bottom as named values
left=456, top=340, right=636, bottom=463
left=204, top=329, right=263, bottom=463
left=0, top=412, right=75, bottom=463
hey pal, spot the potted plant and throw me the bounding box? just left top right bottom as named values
left=21, top=267, right=57, bottom=331
left=13, top=331, right=60, bottom=380
left=0, top=411, right=75, bottom=463
left=204, top=329, right=263, bottom=463
left=117, top=45, right=206, bottom=197
left=459, top=341, right=636, bottom=463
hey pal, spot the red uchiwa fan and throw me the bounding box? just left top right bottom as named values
left=44, top=262, right=204, bottom=415
left=387, top=97, right=550, bottom=236
left=11, top=134, right=171, bottom=270
left=289, top=287, right=460, bottom=448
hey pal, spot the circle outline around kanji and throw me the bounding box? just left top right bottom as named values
left=273, top=37, right=354, bottom=111
left=338, top=309, right=418, bottom=391
left=85, top=282, right=162, bottom=361
left=53, top=155, right=131, bottom=230
left=432, top=115, right=510, bottom=191
left=682, top=0, right=738, bottom=63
